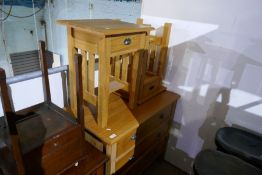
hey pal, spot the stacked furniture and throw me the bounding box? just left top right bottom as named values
left=58, top=19, right=152, bottom=174
left=59, top=19, right=180, bottom=175
left=0, top=41, right=107, bottom=175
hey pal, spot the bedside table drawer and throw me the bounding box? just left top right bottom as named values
left=110, top=34, right=144, bottom=55
left=116, top=149, right=134, bottom=171
left=141, top=77, right=161, bottom=99
left=116, top=130, right=136, bottom=157
left=136, top=105, right=171, bottom=143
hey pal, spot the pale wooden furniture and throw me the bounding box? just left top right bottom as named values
left=57, top=19, right=152, bottom=128
left=74, top=53, right=136, bottom=174
left=136, top=18, right=172, bottom=104
left=116, top=91, right=180, bottom=175
left=57, top=19, right=153, bottom=174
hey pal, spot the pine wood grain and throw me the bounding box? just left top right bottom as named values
left=84, top=93, right=139, bottom=144
left=57, top=19, right=152, bottom=36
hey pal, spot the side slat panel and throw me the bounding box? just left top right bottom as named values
left=148, top=44, right=157, bottom=73
left=114, top=56, right=121, bottom=80
left=82, top=51, right=88, bottom=96
left=121, top=54, right=129, bottom=82
left=88, top=52, right=95, bottom=94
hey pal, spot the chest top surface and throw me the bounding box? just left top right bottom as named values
left=132, top=91, right=180, bottom=124
left=57, top=19, right=153, bottom=36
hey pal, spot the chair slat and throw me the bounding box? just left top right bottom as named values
left=148, top=44, right=157, bottom=73
left=88, top=52, right=95, bottom=95
left=121, top=54, right=129, bottom=82
left=74, top=54, right=85, bottom=134
left=82, top=51, right=88, bottom=95
left=114, top=56, right=121, bottom=80
left=83, top=91, right=97, bottom=106
left=39, top=41, right=51, bottom=103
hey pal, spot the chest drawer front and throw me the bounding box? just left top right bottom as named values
left=135, top=121, right=169, bottom=158
left=115, top=139, right=166, bottom=175
left=110, top=34, right=144, bottom=55
left=40, top=125, right=82, bottom=155
left=25, top=136, right=83, bottom=175
left=136, top=105, right=171, bottom=143
left=116, top=130, right=136, bottom=157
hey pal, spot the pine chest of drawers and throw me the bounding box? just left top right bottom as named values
left=116, top=91, right=180, bottom=175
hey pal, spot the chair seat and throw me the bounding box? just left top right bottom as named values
left=215, top=127, right=262, bottom=168
left=6, top=102, right=85, bottom=174
left=15, top=102, right=78, bottom=154
left=194, top=150, right=262, bottom=175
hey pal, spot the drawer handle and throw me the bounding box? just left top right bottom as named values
left=129, top=156, right=135, bottom=161
left=159, top=114, right=164, bottom=119
left=149, top=85, right=155, bottom=90
left=130, top=134, right=136, bottom=141
left=123, top=38, right=132, bottom=45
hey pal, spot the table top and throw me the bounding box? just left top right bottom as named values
left=132, top=91, right=180, bottom=124
left=84, top=93, right=139, bottom=144
left=57, top=19, right=153, bottom=36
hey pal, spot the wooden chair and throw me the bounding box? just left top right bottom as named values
left=136, top=18, right=172, bottom=104
left=0, top=41, right=86, bottom=175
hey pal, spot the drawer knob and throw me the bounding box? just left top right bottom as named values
left=159, top=114, right=164, bottom=119
left=129, top=156, right=135, bottom=161
left=123, top=38, right=132, bottom=45
left=149, top=85, right=155, bottom=90
left=130, top=134, right=136, bottom=141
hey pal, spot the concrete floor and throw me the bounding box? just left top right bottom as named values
left=142, top=160, right=188, bottom=175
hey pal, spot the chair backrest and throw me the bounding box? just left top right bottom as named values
left=0, top=40, right=51, bottom=175
left=136, top=18, right=172, bottom=79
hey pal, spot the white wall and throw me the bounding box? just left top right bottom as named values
left=44, top=0, right=141, bottom=65
left=142, top=0, right=262, bottom=173
left=0, top=6, right=44, bottom=77
left=0, top=73, right=65, bottom=116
